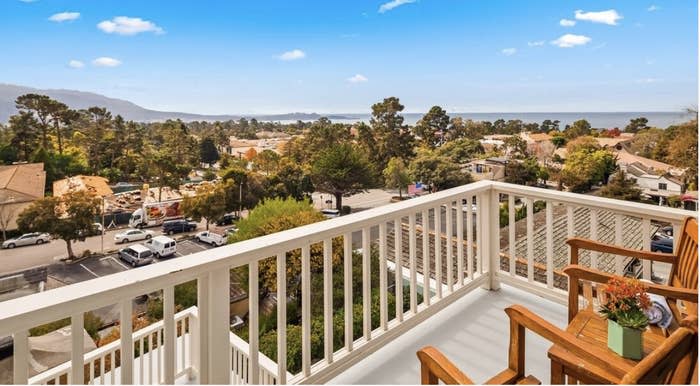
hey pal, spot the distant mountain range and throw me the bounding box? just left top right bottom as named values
left=0, top=83, right=354, bottom=123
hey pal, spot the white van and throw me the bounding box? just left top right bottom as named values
left=144, top=236, right=177, bottom=258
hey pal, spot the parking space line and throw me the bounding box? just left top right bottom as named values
left=186, top=241, right=209, bottom=251
left=80, top=264, right=100, bottom=278
left=110, top=256, right=130, bottom=270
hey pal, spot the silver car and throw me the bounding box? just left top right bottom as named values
left=2, top=233, right=51, bottom=249
left=114, top=229, right=154, bottom=244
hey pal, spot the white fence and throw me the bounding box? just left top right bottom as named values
left=0, top=181, right=691, bottom=384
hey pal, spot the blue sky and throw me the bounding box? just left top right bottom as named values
left=1, top=0, right=697, bottom=114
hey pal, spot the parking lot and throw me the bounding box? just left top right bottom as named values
left=48, top=238, right=219, bottom=285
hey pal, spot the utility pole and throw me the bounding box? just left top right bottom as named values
left=101, top=196, right=105, bottom=254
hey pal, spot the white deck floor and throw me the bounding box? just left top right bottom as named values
left=329, top=284, right=567, bottom=385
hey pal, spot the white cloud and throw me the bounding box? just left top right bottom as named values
left=551, top=34, right=592, bottom=48
left=559, top=19, right=576, bottom=27
left=278, top=49, right=306, bottom=61
left=92, top=57, right=122, bottom=67
left=527, top=41, right=545, bottom=47
left=68, top=60, right=84, bottom=68
left=501, top=48, right=517, bottom=56
left=19, top=0, right=38, bottom=3
left=48, top=12, right=80, bottom=22
left=97, top=16, right=164, bottom=35
left=378, top=0, right=416, bottom=13
left=347, top=74, right=368, bottom=83
left=647, top=5, right=659, bottom=12
left=574, top=9, right=623, bottom=25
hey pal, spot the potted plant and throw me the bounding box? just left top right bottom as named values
left=600, top=276, right=652, bottom=360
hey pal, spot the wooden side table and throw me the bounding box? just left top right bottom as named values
left=547, top=310, right=666, bottom=384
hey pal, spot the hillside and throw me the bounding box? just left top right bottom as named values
left=0, top=83, right=351, bottom=123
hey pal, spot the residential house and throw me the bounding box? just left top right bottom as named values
left=0, top=163, right=46, bottom=233
left=626, top=162, right=685, bottom=204
left=465, top=157, right=507, bottom=181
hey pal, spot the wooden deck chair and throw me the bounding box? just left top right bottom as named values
left=417, top=305, right=698, bottom=385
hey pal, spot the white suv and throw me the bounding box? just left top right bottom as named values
left=144, top=236, right=177, bottom=258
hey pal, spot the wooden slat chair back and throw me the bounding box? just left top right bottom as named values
left=566, top=216, right=698, bottom=325
left=417, top=306, right=698, bottom=385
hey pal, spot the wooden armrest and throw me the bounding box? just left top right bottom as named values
left=566, top=237, right=677, bottom=264
left=505, top=305, right=630, bottom=380
left=417, top=346, right=474, bottom=384
left=563, top=265, right=699, bottom=303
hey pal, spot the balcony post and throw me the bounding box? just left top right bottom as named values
left=207, top=269, right=231, bottom=384
left=480, top=188, right=501, bottom=290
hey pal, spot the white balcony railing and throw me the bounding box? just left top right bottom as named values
left=0, top=181, right=692, bottom=385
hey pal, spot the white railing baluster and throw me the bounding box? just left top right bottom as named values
left=422, top=209, right=431, bottom=306
left=379, top=222, right=388, bottom=331
left=615, top=213, right=624, bottom=275
left=408, top=215, right=417, bottom=313
left=196, top=274, right=208, bottom=384
left=590, top=209, right=599, bottom=270
left=164, top=285, right=175, bottom=384
left=71, top=313, right=84, bottom=385
left=567, top=205, right=574, bottom=238
left=475, top=197, right=482, bottom=275
left=149, top=333, right=154, bottom=384
left=276, top=252, right=287, bottom=384
left=508, top=195, right=516, bottom=276
left=88, top=358, right=94, bottom=384
left=138, top=337, right=144, bottom=383
left=249, top=259, right=260, bottom=385
left=120, top=300, right=133, bottom=385
left=446, top=202, right=454, bottom=293
left=301, top=244, right=311, bottom=377
left=13, top=330, right=28, bottom=384
left=110, top=350, right=115, bottom=385
left=546, top=201, right=554, bottom=289
left=100, top=355, right=105, bottom=385
left=323, top=239, right=333, bottom=363
left=466, top=196, right=474, bottom=280
left=343, top=232, right=354, bottom=350
left=456, top=201, right=464, bottom=287
left=526, top=198, right=534, bottom=282
left=642, top=218, right=652, bottom=280
left=434, top=207, right=442, bottom=298
left=362, top=227, right=372, bottom=339
left=157, top=328, right=162, bottom=383
left=393, top=219, right=403, bottom=322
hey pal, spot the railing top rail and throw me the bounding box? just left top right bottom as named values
left=491, top=181, right=693, bottom=223
left=0, top=180, right=492, bottom=336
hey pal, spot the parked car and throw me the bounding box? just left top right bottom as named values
left=2, top=232, right=50, bottom=249
left=230, top=315, right=244, bottom=329
left=195, top=231, right=226, bottom=247
left=144, top=236, right=177, bottom=258
left=321, top=208, right=340, bottom=218
left=656, top=225, right=673, bottom=240
left=216, top=213, right=239, bottom=226
left=223, top=227, right=238, bottom=238
left=651, top=234, right=673, bottom=253
left=118, top=244, right=155, bottom=267
left=114, top=229, right=154, bottom=244
left=162, top=219, right=198, bottom=235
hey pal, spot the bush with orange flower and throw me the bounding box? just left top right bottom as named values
left=600, top=276, right=652, bottom=330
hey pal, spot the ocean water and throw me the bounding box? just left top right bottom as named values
left=279, top=111, right=695, bottom=129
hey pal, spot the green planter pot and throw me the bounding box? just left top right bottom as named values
left=607, top=319, right=643, bottom=360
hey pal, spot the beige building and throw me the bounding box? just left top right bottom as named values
left=0, top=163, right=46, bottom=232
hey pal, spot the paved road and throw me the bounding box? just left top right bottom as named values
left=0, top=223, right=210, bottom=275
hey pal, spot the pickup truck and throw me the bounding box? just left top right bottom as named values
left=194, top=231, right=226, bottom=247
